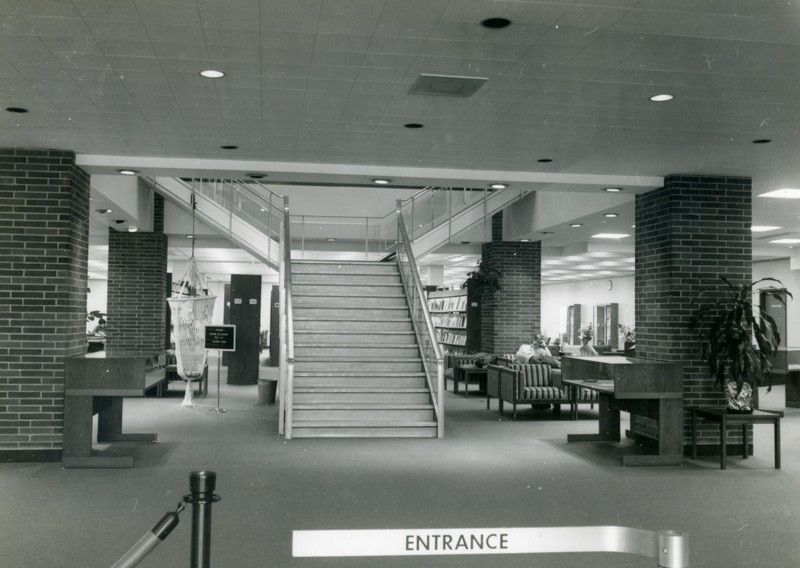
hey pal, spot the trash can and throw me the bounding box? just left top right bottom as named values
left=258, top=378, right=278, bottom=405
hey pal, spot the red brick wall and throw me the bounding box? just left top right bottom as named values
left=480, top=214, right=542, bottom=354
left=106, top=194, right=168, bottom=353
left=0, top=149, right=89, bottom=461
left=635, top=175, right=752, bottom=453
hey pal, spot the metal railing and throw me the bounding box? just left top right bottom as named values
left=288, top=186, right=512, bottom=261
left=279, top=197, right=295, bottom=438
left=394, top=202, right=445, bottom=438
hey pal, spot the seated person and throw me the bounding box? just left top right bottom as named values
left=91, top=318, right=107, bottom=336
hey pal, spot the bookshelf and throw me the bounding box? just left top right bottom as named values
left=427, top=289, right=468, bottom=355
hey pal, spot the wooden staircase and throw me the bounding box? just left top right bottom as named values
left=290, top=260, right=437, bottom=438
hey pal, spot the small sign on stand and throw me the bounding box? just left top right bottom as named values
left=205, top=325, right=236, bottom=414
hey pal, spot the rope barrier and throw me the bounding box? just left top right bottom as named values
left=110, top=471, right=220, bottom=568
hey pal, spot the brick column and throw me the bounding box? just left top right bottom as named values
left=0, top=149, right=90, bottom=462
left=106, top=193, right=168, bottom=353
left=635, top=175, right=752, bottom=454
left=480, top=213, right=542, bottom=354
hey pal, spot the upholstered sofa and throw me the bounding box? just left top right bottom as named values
left=486, top=362, right=597, bottom=420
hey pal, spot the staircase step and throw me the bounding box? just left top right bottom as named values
left=293, top=273, right=401, bottom=285
left=293, top=318, right=412, bottom=332
left=292, top=261, right=399, bottom=275
left=295, top=345, right=419, bottom=358
left=291, top=422, right=438, bottom=438
left=293, top=405, right=435, bottom=421
left=294, top=375, right=427, bottom=388
left=292, top=307, right=409, bottom=319
left=294, top=295, right=407, bottom=308
left=295, top=332, right=416, bottom=345
left=295, top=360, right=424, bottom=372
left=294, top=387, right=431, bottom=404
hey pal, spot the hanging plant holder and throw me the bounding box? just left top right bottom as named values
left=167, top=194, right=216, bottom=406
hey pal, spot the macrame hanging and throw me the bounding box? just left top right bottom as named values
left=167, top=194, right=217, bottom=407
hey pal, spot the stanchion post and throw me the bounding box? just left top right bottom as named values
left=658, top=530, right=689, bottom=568
left=189, top=470, right=220, bottom=568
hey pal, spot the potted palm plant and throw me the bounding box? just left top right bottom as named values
left=690, top=277, right=791, bottom=413
left=463, top=260, right=502, bottom=295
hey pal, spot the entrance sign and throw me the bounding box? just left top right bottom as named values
left=205, top=325, right=236, bottom=352
left=293, top=526, right=689, bottom=567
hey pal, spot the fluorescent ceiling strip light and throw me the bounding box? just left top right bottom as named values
left=591, top=233, right=630, bottom=239
left=759, top=189, right=800, bottom=198
left=751, top=226, right=781, bottom=232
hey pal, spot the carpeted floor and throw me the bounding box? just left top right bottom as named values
left=2, top=355, right=799, bottom=567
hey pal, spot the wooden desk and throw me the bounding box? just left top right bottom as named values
left=456, top=364, right=487, bottom=397
left=63, top=351, right=164, bottom=468
left=689, top=407, right=783, bottom=469
left=562, top=356, right=683, bottom=467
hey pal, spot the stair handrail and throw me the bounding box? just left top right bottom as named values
left=280, top=196, right=295, bottom=439
left=394, top=201, right=445, bottom=438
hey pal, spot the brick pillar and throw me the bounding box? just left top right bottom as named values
left=0, top=149, right=89, bottom=462
left=106, top=193, right=168, bottom=353
left=635, top=175, right=752, bottom=454
left=480, top=213, right=542, bottom=354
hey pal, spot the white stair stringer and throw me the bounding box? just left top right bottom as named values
left=410, top=187, right=521, bottom=259
left=153, top=177, right=280, bottom=271
left=290, top=260, right=437, bottom=438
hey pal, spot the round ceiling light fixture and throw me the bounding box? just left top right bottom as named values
left=372, top=178, right=391, bottom=185
left=752, top=139, right=771, bottom=144
left=650, top=93, right=674, bottom=102
left=404, top=123, right=424, bottom=129
left=604, top=187, right=622, bottom=193
left=537, top=158, right=553, bottom=163
left=247, top=173, right=267, bottom=179
left=118, top=169, right=139, bottom=175
left=127, top=226, right=138, bottom=233
left=5, top=106, right=29, bottom=113
left=489, top=183, right=507, bottom=189
left=200, top=69, right=225, bottom=79
left=570, top=223, right=582, bottom=228
left=221, top=145, right=238, bottom=150
left=604, top=213, right=619, bottom=218
left=481, top=17, right=511, bottom=29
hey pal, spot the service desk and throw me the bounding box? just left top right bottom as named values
left=562, top=356, right=683, bottom=467
left=63, top=351, right=165, bottom=468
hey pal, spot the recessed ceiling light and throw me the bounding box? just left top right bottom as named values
left=570, top=223, right=582, bottom=228
left=592, top=233, right=630, bottom=239
left=5, top=107, right=28, bottom=113
left=604, top=213, right=619, bottom=218
left=604, top=187, right=622, bottom=193
left=519, top=239, right=530, bottom=242
left=221, top=145, right=238, bottom=150
left=770, top=238, right=800, bottom=244
left=117, top=169, right=138, bottom=175
left=537, top=158, right=553, bottom=163
left=247, top=173, right=267, bottom=179
left=751, top=225, right=781, bottom=232
left=186, top=234, right=195, bottom=239
left=113, top=219, right=125, bottom=224
left=752, top=139, right=771, bottom=144
left=127, top=226, right=138, bottom=233
left=326, top=238, right=336, bottom=242
left=489, top=183, right=507, bottom=189
left=759, top=188, right=800, bottom=198
left=650, top=94, right=674, bottom=102
left=200, top=69, right=225, bottom=79
left=404, top=123, right=424, bottom=129
left=95, top=208, right=112, bottom=214
left=459, top=241, right=470, bottom=245
left=481, top=17, right=511, bottom=29
left=372, top=178, right=391, bottom=185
